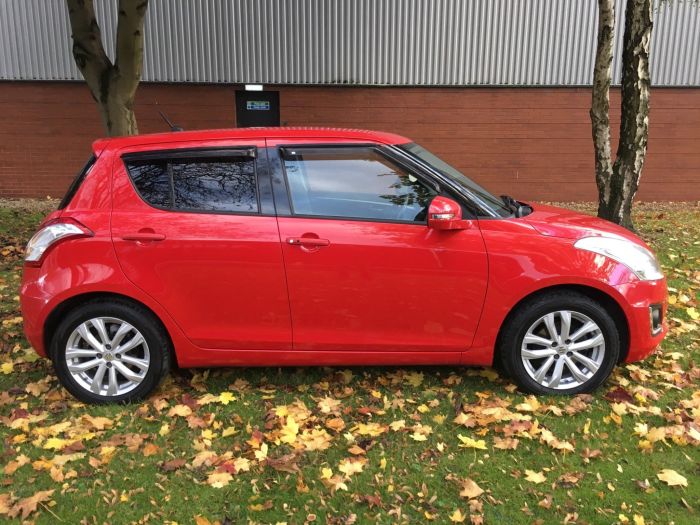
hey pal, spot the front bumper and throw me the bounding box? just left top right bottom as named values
left=615, top=277, right=668, bottom=363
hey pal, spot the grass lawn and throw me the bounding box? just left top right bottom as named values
left=0, top=200, right=698, bottom=524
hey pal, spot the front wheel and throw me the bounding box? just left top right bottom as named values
left=498, top=292, right=620, bottom=395
left=51, top=299, right=171, bottom=404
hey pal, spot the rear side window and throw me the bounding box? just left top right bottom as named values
left=58, top=155, right=96, bottom=209
left=123, top=151, right=259, bottom=213
left=172, top=159, right=257, bottom=212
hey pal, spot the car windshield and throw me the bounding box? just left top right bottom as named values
left=399, top=143, right=511, bottom=217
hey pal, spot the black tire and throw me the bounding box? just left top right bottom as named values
left=50, top=298, right=171, bottom=404
left=498, top=291, right=620, bottom=395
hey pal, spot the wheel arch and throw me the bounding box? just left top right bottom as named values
left=493, top=284, right=630, bottom=366
left=43, top=291, right=179, bottom=367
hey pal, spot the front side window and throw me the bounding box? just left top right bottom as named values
left=124, top=152, right=258, bottom=213
left=282, top=147, right=437, bottom=222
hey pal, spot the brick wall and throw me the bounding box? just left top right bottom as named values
left=1, top=81, right=698, bottom=201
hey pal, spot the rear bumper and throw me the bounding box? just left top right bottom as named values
left=20, top=265, right=49, bottom=357
left=615, top=277, right=668, bottom=363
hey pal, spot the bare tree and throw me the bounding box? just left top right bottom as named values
left=591, top=0, right=653, bottom=230
left=67, top=0, right=148, bottom=136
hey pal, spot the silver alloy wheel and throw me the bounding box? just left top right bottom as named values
left=65, top=317, right=150, bottom=397
left=520, top=310, right=605, bottom=390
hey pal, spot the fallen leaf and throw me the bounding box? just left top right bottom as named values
left=657, top=469, right=688, bottom=487
left=459, top=478, right=484, bottom=499
left=524, top=470, right=547, bottom=484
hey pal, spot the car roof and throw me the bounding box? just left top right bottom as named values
left=93, top=127, right=412, bottom=154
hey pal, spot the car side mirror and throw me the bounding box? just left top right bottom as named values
left=427, top=196, right=473, bottom=230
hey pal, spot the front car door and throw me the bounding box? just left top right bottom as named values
left=110, top=141, right=292, bottom=352
left=268, top=140, right=489, bottom=357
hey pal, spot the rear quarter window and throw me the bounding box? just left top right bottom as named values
left=58, top=155, right=96, bottom=209
left=124, top=160, right=171, bottom=208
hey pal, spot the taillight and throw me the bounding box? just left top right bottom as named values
left=24, top=219, right=93, bottom=266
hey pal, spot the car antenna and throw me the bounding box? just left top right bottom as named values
left=154, top=101, right=183, bottom=131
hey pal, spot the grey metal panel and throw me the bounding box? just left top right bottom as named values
left=0, top=0, right=698, bottom=86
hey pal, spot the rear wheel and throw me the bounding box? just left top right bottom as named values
left=51, top=299, right=171, bottom=404
left=498, top=291, right=620, bottom=395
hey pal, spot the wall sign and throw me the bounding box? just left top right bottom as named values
left=246, top=100, right=270, bottom=111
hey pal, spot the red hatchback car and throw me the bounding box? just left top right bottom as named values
left=20, top=128, right=667, bottom=404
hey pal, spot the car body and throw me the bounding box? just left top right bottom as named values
left=20, top=127, right=668, bottom=403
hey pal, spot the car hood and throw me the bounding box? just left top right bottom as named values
left=522, top=203, right=644, bottom=244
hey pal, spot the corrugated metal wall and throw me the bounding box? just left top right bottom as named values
left=1, top=0, right=699, bottom=86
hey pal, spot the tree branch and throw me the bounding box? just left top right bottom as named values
left=114, top=0, right=149, bottom=97
left=66, top=0, right=112, bottom=101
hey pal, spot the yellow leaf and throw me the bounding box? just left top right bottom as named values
left=168, top=404, right=192, bottom=417
left=353, top=422, right=386, bottom=437
left=222, top=426, right=237, bottom=438
left=254, top=443, right=268, bottom=461
left=633, top=515, right=646, bottom=525
left=410, top=432, right=428, bottom=441
left=1, top=362, right=14, bottom=375
left=449, top=509, right=466, bottom=523
left=207, top=471, right=233, bottom=488
left=159, top=423, right=171, bottom=436
left=338, top=457, right=366, bottom=477
left=43, top=438, right=68, bottom=450
left=279, top=416, right=299, bottom=444
left=218, top=392, right=235, bottom=405
left=234, top=457, right=251, bottom=472
left=687, top=307, right=699, bottom=320
left=404, top=371, right=424, bottom=387
left=457, top=434, right=487, bottom=450
left=317, top=397, right=342, bottom=414
left=657, top=469, right=688, bottom=487
left=389, top=420, right=406, bottom=431
left=524, top=470, right=547, bottom=484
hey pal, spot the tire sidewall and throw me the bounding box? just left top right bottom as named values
left=51, top=301, right=166, bottom=404
left=504, top=294, right=620, bottom=395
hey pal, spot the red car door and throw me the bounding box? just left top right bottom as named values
left=110, top=141, right=292, bottom=351
left=268, top=140, right=488, bottom=355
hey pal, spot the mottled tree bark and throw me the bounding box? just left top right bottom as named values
left=591, top=0, right=615, bottom=216
left=591, top=0, right=653, bottom=231
left=67, top=0, right=148, bottom=136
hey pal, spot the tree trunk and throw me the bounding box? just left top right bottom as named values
left=99, top=91, right=139, bottom=136
left=67, top=0, right=147, bottom=137
left=590, top=0, right=615, bottom=217
left=592, top=0, right=653, bottom=231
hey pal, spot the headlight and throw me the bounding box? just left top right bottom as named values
left=574, top=236, right=663, bottom=281
left=25, top=221, right=92, bottom=264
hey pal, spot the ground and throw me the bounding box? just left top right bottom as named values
left=0, top=200, right=698, bottom=525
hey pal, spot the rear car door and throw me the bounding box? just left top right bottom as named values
left=110, top=142, right=292, bottom=351
left=268, top=140, right=489, bottom=354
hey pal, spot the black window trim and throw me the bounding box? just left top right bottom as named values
left=58, top=154, right=96, bottom=209
left=275, top=142, right=473, bottom=225
left=120, top=147, right=268, bottom=217
left=388, top=144, right=502, bottom=219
